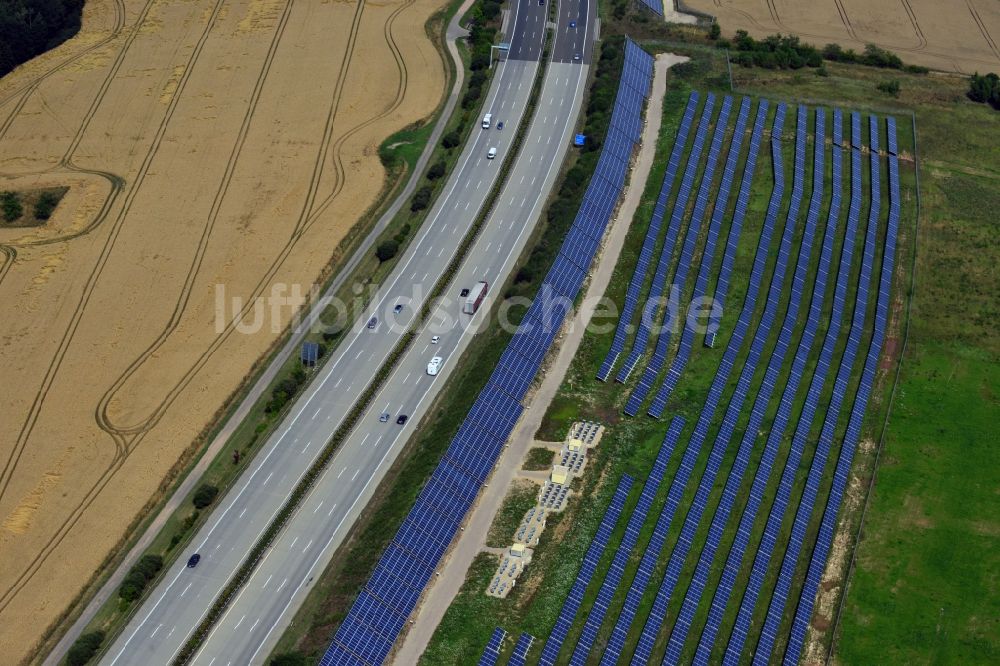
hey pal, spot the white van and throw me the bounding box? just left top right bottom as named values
left=481, top=113, right=492, bottom=129
left=487, top=147, right=497, bottom=159
left=427, top=356, right=443, bottom=376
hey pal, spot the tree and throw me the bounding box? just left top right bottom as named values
left=270, top=654, right=308, bottom=666
left=708, top=22, right=721, bottom=40
left=34, top=190, right=61, bottom=220
left=376, top=239, right=399, bottom=262
left=1, top=191, right=22, bottom=223
left=968, top=72, right=1000, bottom=107
left=442, top=130, right=461, bottom=149
left=0, top=0, right=86, bottom=78
left=192, top=484, right=219, bottom=509
left=410, top=185, right=432, bottom=212
left=427, top=161, right=446, bottom=180
left=67, top=630, right=105, bottom=666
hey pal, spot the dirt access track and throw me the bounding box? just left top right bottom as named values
left=683, top=0, right=1000, bottom=74
left=0, top=0, right=446, bottom=661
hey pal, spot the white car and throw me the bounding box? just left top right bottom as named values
left=487, top=146, right=497, bottom=159
left=431, top=335, right=440, bottom=344
left=426, top=356, right=443, bottom=376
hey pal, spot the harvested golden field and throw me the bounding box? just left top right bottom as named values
left=684, top=0, right=1000, bottom=73
left=0, top=0, right=446, bottom=661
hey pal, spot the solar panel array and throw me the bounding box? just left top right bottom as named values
left=718, top=112, right=873, bottom=664
left=783, top=116, right=900, bottom=665
left=596, top=93, right=700, bottom=381
left=637, top=0, right=663, bottom=17
left=539, top=475, right=633, bottom=665
left=645, top=95, right=755, bottom=414
left=692, top=107, right=847, bottom=664
left=624, top=95, right=734, bottom=414
left=320, top=39, right=655, bottom=666
left=748, top=114, right=883, bottom=665
left=616, top=93, right=717, bottom=383
left=597, top=417, right=686, bottom=666
left=477, top=627, right=507, bottom=666
left=509, top=632, right=535, bottom=666
left=631, top=103, right=806, bottom=663
left=567, top=419, right=682, bottom=665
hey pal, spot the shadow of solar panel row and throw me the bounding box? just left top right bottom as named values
left=689, top=106, right=844, bottom=663
left=724, top=112, right=879, bottom=665
left=750, top=114, right=883, bottom=665
left=783, top=117, right=899, bottom=666
left=717, top=109, right=866, bottom=664
left=478, top=627, right=507, bottom=666
left=646, top=101, right=789, bottom=422
left=616, top=93, right=717, bottom=383
left=704, top=98, right=770, bottom=349
left=597, top=93, right=700, bottom=381
left=321, top=40, right=655, bottom=666
left=631, top=102, right=805, bottom=664
left=509, top=632, right=536, bottom=666
left=539, top=475, right=634, bottom=666
left=625, top=95, right=736, bottom=414
left=596, top=417, right=685, bottom=666
left=646, top=95, right=752, bottom=414
left=568, top=418, right=682, bottom=666
left=664, top=105, right=832, bottom=662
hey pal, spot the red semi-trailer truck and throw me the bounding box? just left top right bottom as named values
left=463, top=280, right=488, bottom=314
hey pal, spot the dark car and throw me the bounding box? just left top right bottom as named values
left=573, top=52, right=582, bottom=61
left=187, top=554, right=201, bottom=568
left=396, top=415, right=408, bottom=425
left=379, top=412, right=390, bottom=422
left=394, top=304, right=404, bottom=314
left=460, top=288, right=470, bottom=297
left=367, top=316, right=378, bottom=329
left=569, top=20, right=576, bottom=28
left=497, top=121, right=504, bottom=130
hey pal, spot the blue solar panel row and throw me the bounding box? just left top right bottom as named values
left=720, top=112, right=874, bottom=664
left=321, top=40, right=655, bottom=666
left=691, top=107, right=846, bottom=663
left=568, top=418, right=682, bottom=665
left=703, top=98, right=769, bottom=349
left=616, top=93, right=717, bottom=383
left=665, top=106, right=835, bottom=662
left=597, top=93, right=700, bottom=381
left=646, top=95, right=753, bottom=414
left=509, top=632, right=535, bottom=666
left=783, top=118, right=900, bottom=666
left=637, top=0, right=664, bottom=17
left=539, top=475, right=634, bottom=665
left=632, top=103, right=808, bottom=664
left=748, top=114, right=883, bottom=666
left=478, top=627, right=507, bottom=666
left=624, top=95, right=735, bottom=414
left=646, top=101, right=789, bottom=422
left=597, top=418, right=686, bottom=666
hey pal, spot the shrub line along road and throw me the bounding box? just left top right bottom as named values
left=101, top=0, right=594, bottom=662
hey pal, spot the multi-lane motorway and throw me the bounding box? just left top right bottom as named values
left=104, top=0, right=595, bottom=663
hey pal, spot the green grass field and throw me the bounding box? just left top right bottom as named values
left=420, top=34, right=998, bottom=666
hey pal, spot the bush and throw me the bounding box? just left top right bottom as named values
left=427, top=161, right=446, bottom=180
left=461, top=84, right=482, bottom=109
left=376, top=239, right=399, bottom=262
left=1, top=191, right=22, bottom=222
left=861, top=43, right=903, bottom=69
left=67, top=630, right=105, bottom=666
left=470, top=53, right=490, bottom=71
left=968, top=72, right=1000, bottom=107
left=708, top=22, right=721, bottom=40
left=270, top=653, right=309, bottom=666
left=816, top=65, right=829, bottom=77
left=34, top=190, right=61, bottom=220
left=410, top=185, right=432, bottom=212
left=118, top=554, right=163, bottom=602
left=442, top=130, right=461, bottom=149
left=192, top=484, right=219, bottom=509
left=876, top=79, right=901, bottom=97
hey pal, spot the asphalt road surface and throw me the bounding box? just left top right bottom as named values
left=103, top=0, right=594, bottom=663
